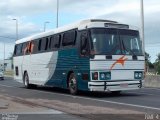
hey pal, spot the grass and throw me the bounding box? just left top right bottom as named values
left=4, top=70, right=14, bottom=77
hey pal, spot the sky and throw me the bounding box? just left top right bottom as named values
left=0, top=0, right=160, bottom=62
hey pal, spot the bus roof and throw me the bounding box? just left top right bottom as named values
left=16, top=19, right=132, bottom=44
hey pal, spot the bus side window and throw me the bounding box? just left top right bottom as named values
left=28, top=41, right=35, bottom=53
left=15, top=44, right=23, bottom=56
left=50, top=36, right=54, bottom=49
left=62, top=30, right=76, bottom=46
left=14, top=45, right=17, bottom=56
left=32, top=40, right=38, bottom=53
left=40, top=38, right=47, bottom=51
left=25, top=42, right=31, bottom=54
left=54, top=35, right=61, bottom=48
left=48, top=36, right=52, bottom=50
left=22, top=42, right=27, bottom=54
left=45, top=37, right=49, bottom=50
left=38, top=39, right=42, bottom=51
left=80, top=32, right=89, bottom=56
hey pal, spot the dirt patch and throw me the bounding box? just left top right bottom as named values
left=0, top=95, right=56, bottom=113
left=25, top=98, right=143, bottom=115
left=0, top=94, right=145, bottom=120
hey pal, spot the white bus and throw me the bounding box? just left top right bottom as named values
left=13, top=19, right=145, bottom=95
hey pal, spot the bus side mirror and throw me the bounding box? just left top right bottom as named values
left=81, top=37, right=89, bottom=56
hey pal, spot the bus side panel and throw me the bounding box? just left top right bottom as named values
left=28, top=51, right=58, bottom=85
left=45, top=48, right=90, bottom=91
left=14, top=56, right=24, bottom=83
left=76, top=57, right=90, bottom=91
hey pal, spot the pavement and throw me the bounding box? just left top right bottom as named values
left=0, top=77, right=87, bottom=120
left=0, top=95, right=86, bottom=120
left=1, top=77, right=160, bottom=120
left=0, top=100, right=9, bottom=109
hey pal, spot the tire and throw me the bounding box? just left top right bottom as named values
left=23, top=72, right=31, bottom=89
left=68, top=73, right=78, bottom=95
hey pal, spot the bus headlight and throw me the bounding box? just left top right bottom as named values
left=100, top=73, right=105, bottom=79
left=135, top=73, right=139, bottom=78
left=139, top=73, right=142, bottom=78
left=100, top=72, right=111, bottom=80
left=134, top=71, right=143, bottom=79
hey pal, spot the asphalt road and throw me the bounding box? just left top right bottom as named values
left=0, top=77, right=160, bottom=120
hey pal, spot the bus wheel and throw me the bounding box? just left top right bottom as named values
left=68, top=73, right=78, bottom=95
left=24, top=72, right=31, bottom=89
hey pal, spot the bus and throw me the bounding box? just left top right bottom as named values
left=13, top=19, right=145, bottom=95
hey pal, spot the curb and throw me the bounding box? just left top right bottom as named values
left=4, top=75, right=14, bottom=78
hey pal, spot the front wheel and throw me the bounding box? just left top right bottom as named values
left=68, top=73, right=78, bottom=95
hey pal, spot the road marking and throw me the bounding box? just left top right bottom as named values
left=80, top=97, right=160, bottom=111
left=144, top=87, right=160, bottom=91
left=0, top=84, right=19, bottom=88
left=125, top=91, right=159, bottom=96
left=0, top=84, right=160, bottom=111
left=0, top=110, right=63, bottom=114
left=0, top=84, right=156, bottom=96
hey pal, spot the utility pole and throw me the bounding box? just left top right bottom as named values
left=12, top=19, right=18, bottom=41
left=44, top=21, right=50, bottom=32
left=140, top=0, right=145, bottom=54
left=57, top=0, right=59, bottom=28
left=3, top=43, right=5, bottom=72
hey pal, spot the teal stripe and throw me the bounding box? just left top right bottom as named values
left=45, top=48, right=90, bottom=91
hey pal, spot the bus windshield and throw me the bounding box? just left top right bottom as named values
left=90, top=28, right=143, bottom=55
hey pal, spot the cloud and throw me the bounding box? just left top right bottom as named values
left=0, top=0, right=55, bottom=15
left=0, top=16, right=41, bottom=43
left=0, top=0, right=160, bottom=62
left=0, top=43, right=14, bottom=60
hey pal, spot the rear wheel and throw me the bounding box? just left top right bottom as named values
left=24, top=72, right=31, bottom=89
left=68, top=73, right=78, bottom=95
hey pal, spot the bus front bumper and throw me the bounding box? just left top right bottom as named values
left=88, top=80, right=144, bottom=92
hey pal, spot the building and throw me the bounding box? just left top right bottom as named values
left=0, top=59, right=13, bottom=71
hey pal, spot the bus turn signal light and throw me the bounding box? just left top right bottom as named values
left=92, top=72, right=98, bottom=80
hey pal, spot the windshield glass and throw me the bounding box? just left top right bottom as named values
left=90, top=29, right=120, bottom=55
left=120, top=30, right=142, bottom=55
left=90, top=28, right=143, bottom=55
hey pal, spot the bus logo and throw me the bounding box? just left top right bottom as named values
left=110, top=55, right=128, bottom=70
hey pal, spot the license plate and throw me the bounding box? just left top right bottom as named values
left=120, top=83, right=128, bottom=87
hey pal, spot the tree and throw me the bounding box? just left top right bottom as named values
left=145, top=52, right=150, bottom=63
left=156, top=53, right=160, bottom=62
left=154, top=53, right=160, bottom=74
left=145, top=52, right=153, bottom=72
